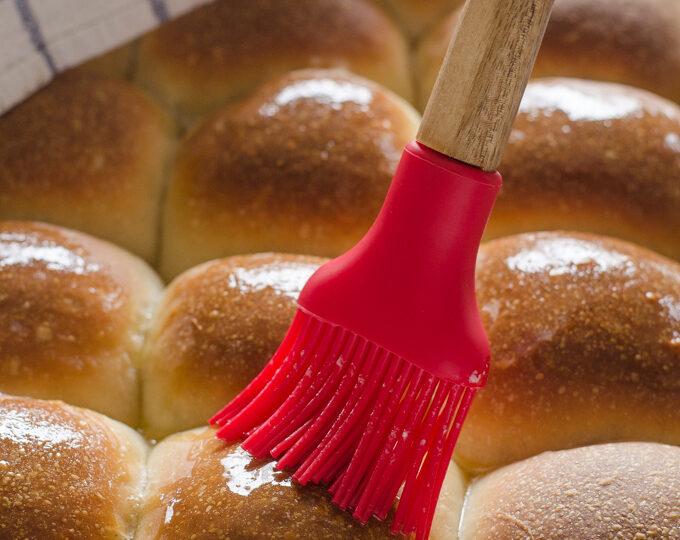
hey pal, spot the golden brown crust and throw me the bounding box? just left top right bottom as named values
left=140, top=428, right=396, bottom=539
left=416, top=0, right=680, bottom=109
left=485, top=78, right=680, bottom=261
left=143, top=253, right=326, bottom=438
left=533, top=0, right=680, bottom=104
left=0, top=70, right=173, bottom=262
left=160, top=68, right=419, bottom=280
left=135, top=0, right=412, bottom=125
left=455, top=231, right=680, bottom=472
left=0, top=221, right=162, bottom=425
left=0, top=395, right=147, bottom=539
left=460, top=442, right=680, bottom=539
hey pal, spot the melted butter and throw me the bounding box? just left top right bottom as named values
left=0, top=232, right=100, bottom=274
left=659, top=295, right=680, bottom=345
left=0, top=407, right=84, bottom=449
left=221, top=446, right=291, bottom=496
left=226, top=260, right=318, bottom=299
left=259, top=78, right=373, bottom=117
left=519, top=80, right=679, bottom=122
left=665, top=132, right=680, bottom=152
left=504, top=237, right=635, bottom=277
left=520, top=82, right=641, bottom=121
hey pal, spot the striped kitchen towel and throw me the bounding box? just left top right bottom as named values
left=0, top=0, right=212, bottom=116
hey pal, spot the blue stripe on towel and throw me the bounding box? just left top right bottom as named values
left=14, top=0, right=57, bottom=74
left=148, top=0, right=169, bottom=22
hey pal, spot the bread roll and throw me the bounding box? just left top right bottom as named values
left=455, top=231, right=680, bottom=472
left=159, top=68, right=420, bottom=280
left=0, top=221, right=163, bottom=426
left=138, top=427, right=466, bottom=538
left=0, top=70, right=174, bottom=263
left=485, top=78, right=680, bottom=261
left=0, top=394, right=148, bottom=539
left=416, top=0, right=680, bottom=109
left=459, top=442, right=680, bottom=539
left=377, top=0, right=463, bottom=40
left=532, top=0, right=680, bottom=105
left=142, top=253, right=325, bottom=439
left=135, top=0, right=413, bottom=127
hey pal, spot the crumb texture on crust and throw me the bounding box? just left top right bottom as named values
left=0, top=221, right=162, bottom=426
left=533, top=0, right=680, bottom=103
left=487, top=78, right=680, bottom=261
left=456, top=231, right=680, bottom=471
left=136, top=0, right=412, bottom=123
left=0, top=70, right=172, bottom=262
left=0, top=395, right=147, bottom=540
left=143, top=253, right=325, bottom=438
left=160, top=68, right=418, bottom=279
left=415, top=0, right=680, bottom=109
left=138, top=428, right=397, bottom=539
left=460, top=442, right=680, bottom=539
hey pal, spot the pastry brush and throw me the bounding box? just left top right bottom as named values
left=211, top=0, right=554, bottom=537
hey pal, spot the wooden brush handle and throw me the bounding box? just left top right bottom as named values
left=417, top=0, right=555, bottom=171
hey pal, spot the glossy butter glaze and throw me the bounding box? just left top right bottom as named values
left=173, top=69, right=416, bottom=241
left=456, top=231, right=680, bottom=471
left=160, top=68, right=419, bottom=278
left=139, top=428, right=395, bottom=539
left=143, top=253, right=326, bottom=438
left=0, top=221, right=126, bottom=377
left=0, top=220, right=161, bottom=425
left=532, top=0, right=680, bottom=103
left=0, top=395, right=146, bottom=539
left=486, top=78, right=680, bottom=261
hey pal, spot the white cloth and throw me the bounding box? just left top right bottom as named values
left=0, top=0, right=212, bottom=115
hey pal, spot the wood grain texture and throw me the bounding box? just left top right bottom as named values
left=417, top=0, right=554, bottom=171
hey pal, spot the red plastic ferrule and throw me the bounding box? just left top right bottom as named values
left=297, top=141, right=501, bottom=386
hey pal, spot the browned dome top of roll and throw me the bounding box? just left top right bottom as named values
left=534, top=0, right=680, bottom=102
left=0, top=70, right=167, bottom=203
left=460, top=442, right=680, bottom=539
left=0, top=221, right=133, bottom=379
left=143, top=429, right=395, bottom=538
left=153, top=253, right=325, bottom=386
left=494, top=78, right=680, bottom=259
left=0, top=395, right=135, bottom=538
left=172, top=68, right=417, bottom=241
left=141, top=0, right=401, bottom=80
left=456, top=231, right=680, bottom=470
left=477, top=230, right=680, bottom=400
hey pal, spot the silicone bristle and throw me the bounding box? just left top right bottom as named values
left=212, top=309, right=477, bottom=540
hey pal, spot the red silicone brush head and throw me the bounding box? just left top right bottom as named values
left=211, top=141, right=501, bottom=539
